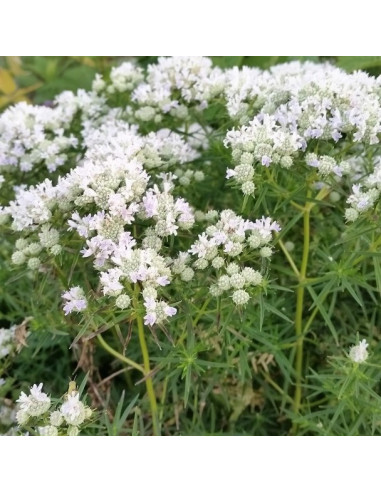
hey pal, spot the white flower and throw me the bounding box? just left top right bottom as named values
left=143, top=297, right=177, bottom=326
left=16, top=409, right=29, bottom=425
left=50, top=410, right=64, bottom=427
left=188, top=210, right=277, bottom=308
left=60, top=392, right=86, bottom=426
left=232, top=289, right=250, bottom=306
left=38, top=425, right=58, bottom=436
left=67, top=426, right=79, bottom=436
left=16, top=383, right=51, bottom=417
left=164, top=306, right=177, bottom=317
left=62, top=286, right=87, bottom=315
left=144, top=312, right=157, bottom=326
left=349, top=339, right=369, bottom=364
left=115, top=294, right=131, bottom=309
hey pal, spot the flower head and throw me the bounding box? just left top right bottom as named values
left=16, top=383, right=51, bottom=417
left=349, top=339, right=369, bottom=364
left=62, top=286, right=87, bottom=315
left=60, top=392, right=86, bottom=426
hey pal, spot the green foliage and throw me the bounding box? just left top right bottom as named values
left=104, top=392, right=139, bottom=436
left=336, top=56, right=381, bottom=74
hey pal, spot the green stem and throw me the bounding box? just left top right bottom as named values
left=262, top=371, right=294, bottom=405
left=193, top=297, right=211, bottom=326
left=134, top=284, right=160, bottom=436
left=278, top=238, right=300, bottom=277
left=302, top=285, right=332, bottom=336
left=291, top=184, right=330, bottom=430
left=97, top=334, right=145, bottom=374
left=305, top=186, right=331, bottom=212
left=292, top=189, right=312, bottom=428
left=352, top=236, right=381, bottom=267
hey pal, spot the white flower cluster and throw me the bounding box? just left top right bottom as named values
left=3, top=120, right=199, bottom=228
left=349, top=339, right=369, bottom=364
left=345, top=156, right=381, bottom=221
left=58, top=391, right=92, bottom=426
left=62, top=286, right=87, bottom=315
left=2, top=57, right=379, bottom=207
left=16, top=383, right=92, bottom=436
left=225, top=114, right=304, bottom=194
left=10, top=225, right=60, bottom=269
left=0, top=102, right=77, bottom=174
left=189, top=210, right=280, bottom=305
left=224, top=62, right=381, bottom=137
left=94, top=58, right=381, bottom=147
left=305, top=153, right=350, bottom=178
left=16, top=383, right=51, bottom=423
left=107, top=62, right=144, bottom=93
left=82, top=121, right=201, bottom=171
left=0, top=325, right=17, bottom=359
left=0, top=89, right=107, bottom=180
left=2, top=56, right=381, bottom=333
left=130, top=57, right=225, bottom=119
left=90, top=229, right=180, bottom=327
left=2, top=121, right=199, bottom=324
left=224, top=64, right=380, bottom=210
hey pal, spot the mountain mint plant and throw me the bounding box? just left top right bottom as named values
left=0, top=57, right=380, bottom=436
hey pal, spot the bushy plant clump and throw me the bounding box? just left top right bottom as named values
left=0, top=57, right=380, bottom=436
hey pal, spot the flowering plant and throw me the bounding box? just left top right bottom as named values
left=1, top=56, right=381, bottom=436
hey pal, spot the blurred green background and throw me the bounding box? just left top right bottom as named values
left=1, top=56, right=381, bottom=110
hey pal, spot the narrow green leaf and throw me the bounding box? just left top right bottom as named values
left=307, top=285, right=338, bottom=344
